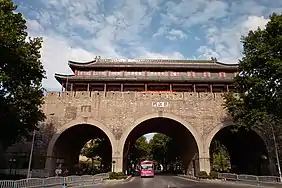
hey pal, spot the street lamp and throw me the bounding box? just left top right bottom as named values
left=27, top=130, right=36, bottom=179
left=270, top=124, right=282, bottom=182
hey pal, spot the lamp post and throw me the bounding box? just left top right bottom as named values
left=112, top=161, right=116, bottom=172
left=270, top=124, right=282, bottom=182
left=27, top=130, right=36, bottom=179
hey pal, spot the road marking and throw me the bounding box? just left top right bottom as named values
left=174, top=175, right=199, bottom=182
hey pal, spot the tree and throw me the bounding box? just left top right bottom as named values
left=224, top=13, right=282, bottom=130
left=81, top=138, right=111, bottom=172
left=223, top=13, right=282, bottom=173
left=130, top=136, right=150, bottom=162
left=0, top=0, right=45, bottom=149
left=210, top=140, right=231, bottom=172
left=149, top=133, right=174, bottom=165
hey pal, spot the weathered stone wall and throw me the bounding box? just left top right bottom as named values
left=42, top=91, right=230, bottom=175
left=43, top=91, right=228, bottom=139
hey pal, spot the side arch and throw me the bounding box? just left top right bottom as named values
left=45, top=118, right=116, bottom=175
left=119, top=112, right=204, bottom=158
left=204, top=121, right=233, bottom=153
left=204, top=121, right=268, bottom=153
left=205, top=121, right=271, bottom=175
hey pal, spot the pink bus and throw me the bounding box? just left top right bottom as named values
left=140, top=160, right=154, bottom=177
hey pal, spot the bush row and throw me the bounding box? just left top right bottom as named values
left=197, top=171, right=218, bottom=179
left=108, top=172, right=127, bottom=180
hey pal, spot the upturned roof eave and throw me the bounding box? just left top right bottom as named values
left=67, top=59, right=238, bottom=70
left=54, top=73, right=75, bottom=84
left=54, top=75, right=235, bottom=84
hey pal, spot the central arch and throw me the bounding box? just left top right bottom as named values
left=119, top=113, right=204, bottom=174
left=45, top=119, right=116, bottom=176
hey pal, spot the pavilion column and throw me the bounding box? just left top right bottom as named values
left=70, top=83, right=73, bottom=92
left=121, top=84, right=124, bottom=92
left=169, top=84, right=172, bottom=92
left=145, top=84, right=148, bottom=91
left=104, top=84, right=107, bottom=93
left=87, top=83, right=90, bottom=91
left=210, top=84, right=213, bottom=93
left=193, top=84, right=196, bottom=92
left=226, top=85, right=229, bottom=92
left=61, top=83, right=64, bottom=92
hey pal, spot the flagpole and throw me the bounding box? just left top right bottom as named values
left=27, top=130, right=36, bottom=179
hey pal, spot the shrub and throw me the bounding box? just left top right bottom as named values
left=109, top=172, right=117, bottom=179
left=197, top=171, right=208, bottom=179
left=209, top=171, right=218, bottom=179
left=109, top=172, right=127, bottom=180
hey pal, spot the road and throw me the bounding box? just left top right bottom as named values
left=97, top=175, right=255, bottom=188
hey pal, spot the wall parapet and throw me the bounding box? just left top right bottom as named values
left=44, top=91, right=228, bottom=100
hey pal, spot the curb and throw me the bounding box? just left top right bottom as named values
left=123, top=175, right=133, bottom=182
left=103, top=176, right=133, bottom=184
left=177, top=174, right=277, bottom=188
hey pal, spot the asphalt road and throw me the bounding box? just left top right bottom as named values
left=98, top=175, right=255, bottom=188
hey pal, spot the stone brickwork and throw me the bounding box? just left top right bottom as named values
left=43, top=91, right=232, bottom=175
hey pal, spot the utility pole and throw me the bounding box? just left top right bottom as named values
left=27, top=130, right=36, bottom=179
left=270, top=124, right=282, bottom=182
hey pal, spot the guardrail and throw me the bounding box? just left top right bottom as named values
left=0, top=173, right=109, bottom=188
left=218, top=173, right=282, bottom=186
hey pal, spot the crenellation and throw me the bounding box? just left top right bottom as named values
left=214, top=92, right=225, bottom=99
left=74, top=91, right=91, bottom=98
left=198, top=92, right=214, bottom=100
left=60, top=91, right=71, bottom=100
left=44, top=91, right=61, bottom=103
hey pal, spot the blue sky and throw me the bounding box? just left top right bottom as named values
left=14, top=0, right=280, bottom=141
left=13, top=0, right=281, bottom=91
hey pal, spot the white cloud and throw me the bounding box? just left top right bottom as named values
left=144, top=133, right=155, bottom=142
left=153, top=27, right=187, bottom=40
left=161, top=0, right=229, bottom=28
left=35, top=34, right=95, bottom=91
left=197, top=15, right=269, bottom=63
left=135, top=47, right=185, bottom=59
left=25, top=17, right=186, bottom=90
left=167, top=29, right=187, bottom=40
left=20, top=0, right=279, bottom=90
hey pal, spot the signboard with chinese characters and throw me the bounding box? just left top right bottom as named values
left=152, top=102, right=169, bottom=108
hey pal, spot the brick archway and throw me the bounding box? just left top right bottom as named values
left=119, top=112, right=206, bottom=172
left=204, top=121, right=270, bottom=175
left=204, top=121, right=267, bottom=153
left=204, top=121, right=233, bottom=153
left=45, top=118, right=117, bottom=176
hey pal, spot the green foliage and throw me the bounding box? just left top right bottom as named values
left=197, top=171, right=208, bottom=179
left=80, top=138, right=111, bottom=173
left=149, top=133, right=171, bottom=162
left=223, top=13, right=282, bottom=131
left=129, top=133, right=181, bottom=167
left=0, top=0, right=45, bottom=149
left=130, top=136, right=150, bottom=162
left=209, top=171, right=218, bottom=179
left=149, top=133, right=179, bottom=164
left=210, top=140, right=231, bottom=172
left=223, top=14, right=282, bottom=162
left=108, top=172, right=127, bottom=180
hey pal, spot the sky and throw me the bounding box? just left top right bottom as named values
left=14, top=0, right=281, bottom=141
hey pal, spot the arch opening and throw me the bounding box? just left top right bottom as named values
left=49, top=124, right=112, bottom=175
left=209, top=126, right=270, bottom=175
left=123, top=117, right=200, bottom=176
